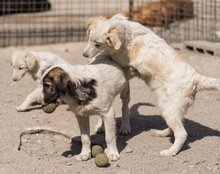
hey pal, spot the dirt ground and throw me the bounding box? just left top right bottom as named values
left=0, top=42, right=219, bottom=174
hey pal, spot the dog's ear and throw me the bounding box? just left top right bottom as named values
left=55, top=74, right=67, bottom=95
left=55, top=72, right=76, bottom=96
left=74, top=79, right=97, bottom=105
left=45, top=67, right=69, bottom=96
left=86, top=18, right=95, bottom=30
left=110, top=13, right=128, bottom=21
left=66, top=80, right=77, bottom=96
left=25, top=52, right=38, bottom=71
left=86, top=16, right=107, bottom=34
left=107, top=26, right=122, bottom=50
left=86, top=16, right=107, bottom=29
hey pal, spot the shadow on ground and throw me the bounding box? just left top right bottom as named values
left=62, top=102, right=220, bottom=157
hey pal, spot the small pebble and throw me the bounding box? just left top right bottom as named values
left=66, top=162, right=72, bottom=166
left=22, top=139, right=28, bottom=143
left=37, top=140, right=42, bottom=144
left=116, top=169, right=131, bottom=174
left=113, top=163, right=120, bottom=168
left=181, top=169, right=187, bottom=173
left=67, top=153, right=73, bottom=158
left=126, top=147, right=133, bottom=153
left=213, top=166, right=219, bottom=173
left=206, top=166, right=212, bottom=170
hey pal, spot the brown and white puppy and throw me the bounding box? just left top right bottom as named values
left=11, top=50, right=69, bottom=111
left=41, top=54, right=128, bottom=162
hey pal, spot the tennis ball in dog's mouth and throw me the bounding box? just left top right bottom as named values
left=95, top=153, right=109, bottom=167
left=92, top=145, right=104, bottom=158
left=42, top=103, right=56, bottom=113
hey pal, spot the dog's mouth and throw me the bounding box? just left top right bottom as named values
left=42, top=97, right=62, bottom=107
left=54, top=98, right=63, bottom=106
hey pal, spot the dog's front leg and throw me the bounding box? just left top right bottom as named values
left=75, top=115, right=91, bottom=161
left=17, top=86, right=42, bottom=112
left=120, top=80, right=131, bottom=134
left=103, top=107, right=120, bottom=161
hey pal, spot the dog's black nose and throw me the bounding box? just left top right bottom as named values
left=83, top=52, right=89, bottom=58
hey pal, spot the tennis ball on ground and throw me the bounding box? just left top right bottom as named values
left=42, top=103, right=56, bottom=113
left=91, top=145, right=104, bottom=158
left=95, top=153, right=109, bottom=167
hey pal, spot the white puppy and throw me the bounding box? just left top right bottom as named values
left=83, top=14, right=220, bottom=156
left=11, top=50, right=68, bottom=111
left=40, top=54, right=128, bottom=161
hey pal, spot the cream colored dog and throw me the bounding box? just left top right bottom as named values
left=11, top=50, right=68, bottom=111
left=83, top=14, right=220, bottom=156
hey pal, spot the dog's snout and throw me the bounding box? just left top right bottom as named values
left=83, top=52, right=89, bottom=58
left=12, top=77, right=18, bottom=81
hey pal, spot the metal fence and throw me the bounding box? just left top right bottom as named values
left=0, top=0, right=219, bottom=47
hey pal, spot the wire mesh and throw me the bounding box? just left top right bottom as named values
left=0, top=0, right=129, bottom=47
left=130, top=0, right=220, bottom=43
left=0, top=0, right=219, bottom=47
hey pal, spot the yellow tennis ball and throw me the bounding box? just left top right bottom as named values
left=95, top=153, right=109, bottom=167
left=42, top=103, right=56, bottom=113
left=91, top=145, right=104, bottom=158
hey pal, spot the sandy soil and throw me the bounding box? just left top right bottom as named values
left=0, top=42, right=219, bottom=174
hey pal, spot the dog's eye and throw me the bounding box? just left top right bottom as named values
left=44, top=83, right=51, bottom=89
left=19, top=67, right=24, bottom=70
left=87, top=29, right=91, bottom=37
left=95, top=44, right=101, bottom=48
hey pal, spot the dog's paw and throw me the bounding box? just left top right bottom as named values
left=104, top=149, right=120, bottom=161
left=120, top=123, right=131, bottom=135
left=74, top=152, right=91, bottom=161
left=150, top=129, right=158, bottom=137
left=16, top=105, right=28, bottom=112
left=150, top=128, right=172, bottom=137
left=160, top=149, right=177, bottom=157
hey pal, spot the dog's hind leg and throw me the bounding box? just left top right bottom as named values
left=159, top=104, right=187, bottom=156
left=120, top=80, right=131, bottom=135
left=95, top=80, right=130, bottom=135
left=17, top=86, right=42, bottom=112
left=103, top=107, right=120, bottom=161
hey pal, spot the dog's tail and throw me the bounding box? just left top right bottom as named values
left=197, top=74, right=220, bottom=91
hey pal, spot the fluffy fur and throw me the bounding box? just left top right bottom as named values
left=40, top=54, right=129, bottom=161
left=83, top=14, right=220, bottom=156
left=11, top=50, right=68, bottom=111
